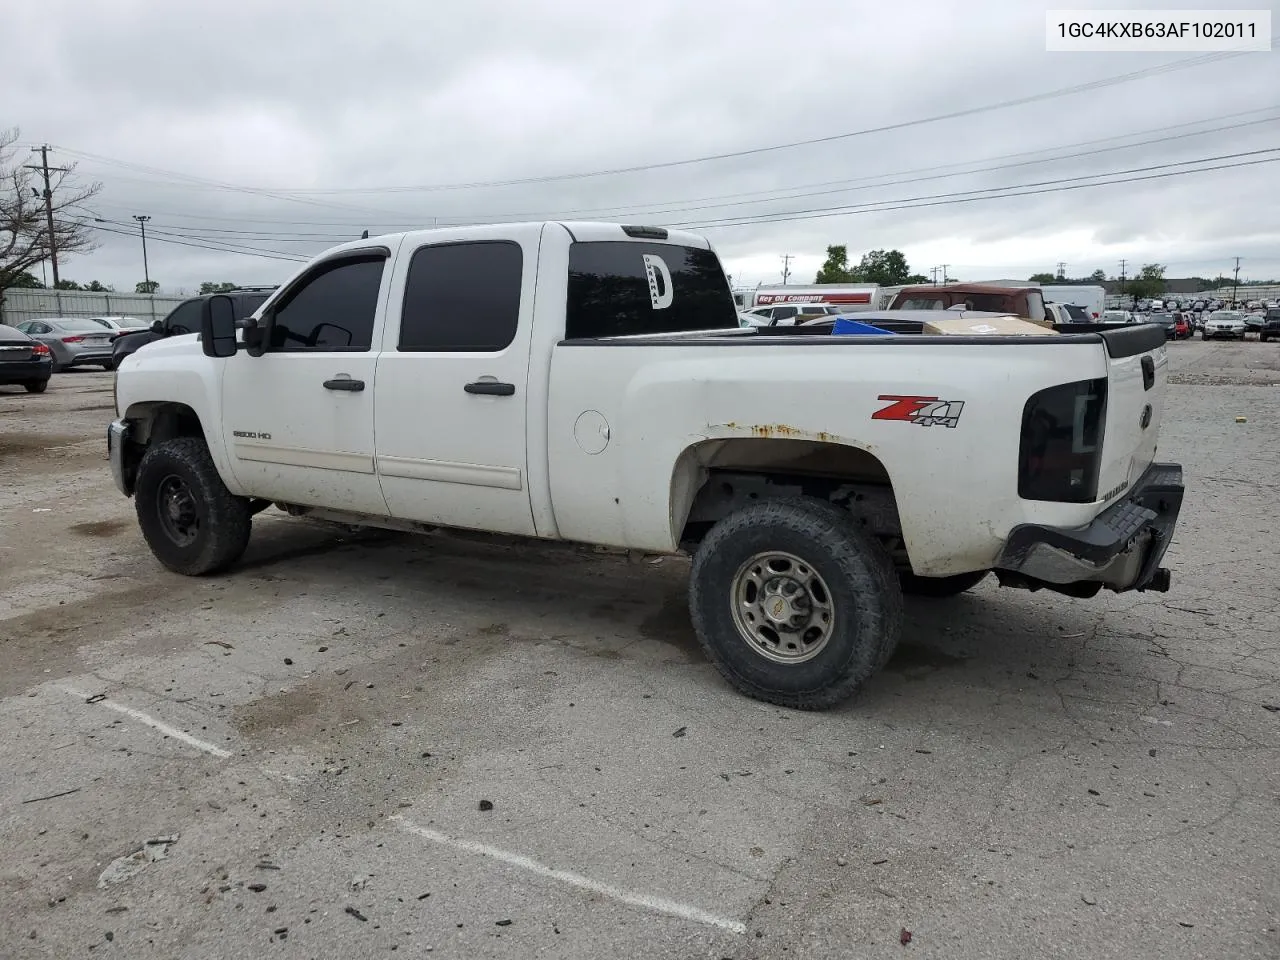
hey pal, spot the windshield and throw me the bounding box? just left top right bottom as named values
left=1209, top=312, right=1241, bottom=321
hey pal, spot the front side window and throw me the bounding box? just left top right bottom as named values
left=268, top=255, right=385, bottom=352
left=398, top=241, right=523, bottom=352
left=565, top=241, right=737, bottom=339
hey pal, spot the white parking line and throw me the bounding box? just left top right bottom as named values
left=390, top=816, right=747, bottom=934
left=58, top=685, right=232, bottom=759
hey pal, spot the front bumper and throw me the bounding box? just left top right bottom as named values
left=107, top=419, right=135, bottom=496
left=0, top=358, right=52, bottom=383
left=995, top=462, right=1184, bottom=594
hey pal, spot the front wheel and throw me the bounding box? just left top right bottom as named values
left=134, top=436, right=252, bottom=575
left=900, top=570, right=988, bottom=597
left=689, top=497, right=903, bottom=710
left=24, top=380, right=49, bottom=394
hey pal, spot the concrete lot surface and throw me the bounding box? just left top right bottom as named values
left=1, top=338, right=1278, bottom=959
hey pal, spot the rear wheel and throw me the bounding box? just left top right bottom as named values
left=134, top=436, right=252, bottom=575
left=899, top=570, right=988, bottom=597
left=689, top=497, right=902, bottom=710
left=24, top=380, right=49, bottom=394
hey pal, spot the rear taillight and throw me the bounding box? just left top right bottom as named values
left=1019, top=378, right=1108, bottom=503
left=62, top=335, right=84, bottom=343
left=31, top=343, right=50, bottom=356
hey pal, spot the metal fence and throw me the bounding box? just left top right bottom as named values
left=0, top=288, right=187, bottom=327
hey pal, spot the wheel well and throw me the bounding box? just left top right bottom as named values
left=123, top=401, right=206, bottom=447
left=116, top=402, right=207, bottom=494
left=672, top=438, right=909, bottom=567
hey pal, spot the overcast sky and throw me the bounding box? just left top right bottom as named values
left=7, top=0, right=1280, bottom=294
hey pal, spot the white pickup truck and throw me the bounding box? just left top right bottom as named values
left=108, top=222, right=1185, bottom=710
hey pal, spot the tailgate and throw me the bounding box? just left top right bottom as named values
left=1096, top=325, right=1166, bottom=502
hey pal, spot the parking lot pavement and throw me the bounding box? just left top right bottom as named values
left=1, top=347, right=1277, bottom=960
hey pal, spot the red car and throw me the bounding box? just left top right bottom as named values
left=1173, top=316, right=1191, bottom=339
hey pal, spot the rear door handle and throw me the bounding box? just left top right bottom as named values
left=323, top=378, right=365, bottom=392
left=464, top=381, right=515, bottom=396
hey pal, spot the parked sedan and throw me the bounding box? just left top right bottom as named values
left=1101, top=309, right=1135, bottom=324
left=0, top=324, right=53, bottom=393
left=14, top=317, right=119, bottom=371
left=90, top=316, right=151, bottom=336
left=1201, top=311, right=1247, bottom=340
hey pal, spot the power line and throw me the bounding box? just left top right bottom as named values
left=669, top=148, right=1280, bottom=230
left=80, top=221, right=309, bottom=262
left=45, top=42, right=1270, bottom=201
left=78, top=109, right=1280, bottom=238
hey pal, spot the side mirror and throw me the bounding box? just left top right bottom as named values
left=200, top=295, right=238, bottom=358
left=150, top=319, right=164, bottom=334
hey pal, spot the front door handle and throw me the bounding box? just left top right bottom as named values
left=323, top=378, right=365, bottom=392
left=464, top=381, right=515, bottom=396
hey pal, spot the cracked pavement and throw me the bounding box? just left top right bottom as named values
left=1, top=340, right=1277, bottom=959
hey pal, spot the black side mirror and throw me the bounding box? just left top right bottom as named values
left=200, top=295, right=238, bottom=358
left=150, top=319, right=164, bottom=334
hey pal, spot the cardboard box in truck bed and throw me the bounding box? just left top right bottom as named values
left=923, top=315, right=1056, bottom=336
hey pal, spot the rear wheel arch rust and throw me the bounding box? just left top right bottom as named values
left=670, top=437, right=899, bottom=543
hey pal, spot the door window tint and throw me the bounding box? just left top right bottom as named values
left=164, top=300, right=203, bottom=335
left=772, top=306, right=798, bottom=321
left=269, top=255, right=385, bottom=352
left=398, top=241, right=523, bottom=352
left=565, top=242, right=737, bottom=339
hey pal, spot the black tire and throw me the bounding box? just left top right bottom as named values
left=900, top=569, right=988, bottom=597
left=24, top=380, right=49, bottom=394
left=101, top=360, right=117, bottom=371
left=50, top=359, right=64, bottom=373
left=689, top=497, right=903, bottom=710
left=134, top=436, right=252, bottom=575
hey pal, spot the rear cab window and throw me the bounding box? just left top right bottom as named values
left=565, top=242, right=737, bottom=339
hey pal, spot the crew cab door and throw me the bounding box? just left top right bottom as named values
left=219, top=247, right=396, bottom=516
left=373, top=226, right=540, bottom=536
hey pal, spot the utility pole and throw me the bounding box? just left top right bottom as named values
left=1118, top=259, right=1127, bottom=294
left=1232, top=256, right=1241, bottom=306
left=24, top=145, right=69, bottom=287
left=939, top=264, right=949, bottom=284
left=133, top=215, right=152, bottom=288
left=780, top=254, right=793, bottom=285
left=930, top=266, right=939, bottom=285
left=1056, top=261, right=1067, bottom=281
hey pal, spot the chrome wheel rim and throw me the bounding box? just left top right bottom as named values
left=730, top=550, right=835, bottom=664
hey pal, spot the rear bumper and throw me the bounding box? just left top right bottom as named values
left=995, top=462, right=1184, bottom=594
left=0, top=358, right=52, bottom=383
left=65, top=351, right=115, bottom=367
left=107, top=419, right=135, bottom=496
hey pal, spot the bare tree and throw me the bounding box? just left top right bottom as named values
left=0, top=127, right=102, bottom=303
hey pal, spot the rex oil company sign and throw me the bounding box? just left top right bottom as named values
left=755, top=292, right=874, bottom=306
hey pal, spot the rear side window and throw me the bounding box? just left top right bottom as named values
left=565, top=242, right=736, bottom=339
left=398, top=241, right=523, bottom=352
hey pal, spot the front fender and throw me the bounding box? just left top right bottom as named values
left=116, top=338, right=244, bottom=496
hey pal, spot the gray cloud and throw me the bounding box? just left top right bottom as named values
left=7, top=0, right=1279, bottom=293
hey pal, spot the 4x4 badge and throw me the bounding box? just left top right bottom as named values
left=872, top=395, right=965, bottom=428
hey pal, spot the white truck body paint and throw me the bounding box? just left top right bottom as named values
left=114, top=221, right=1171, bottom=578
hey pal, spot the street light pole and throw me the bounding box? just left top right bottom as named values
left=134, top=215, right=152, bottom=288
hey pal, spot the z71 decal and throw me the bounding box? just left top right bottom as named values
left=872, top=395, right=965, bottom=428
